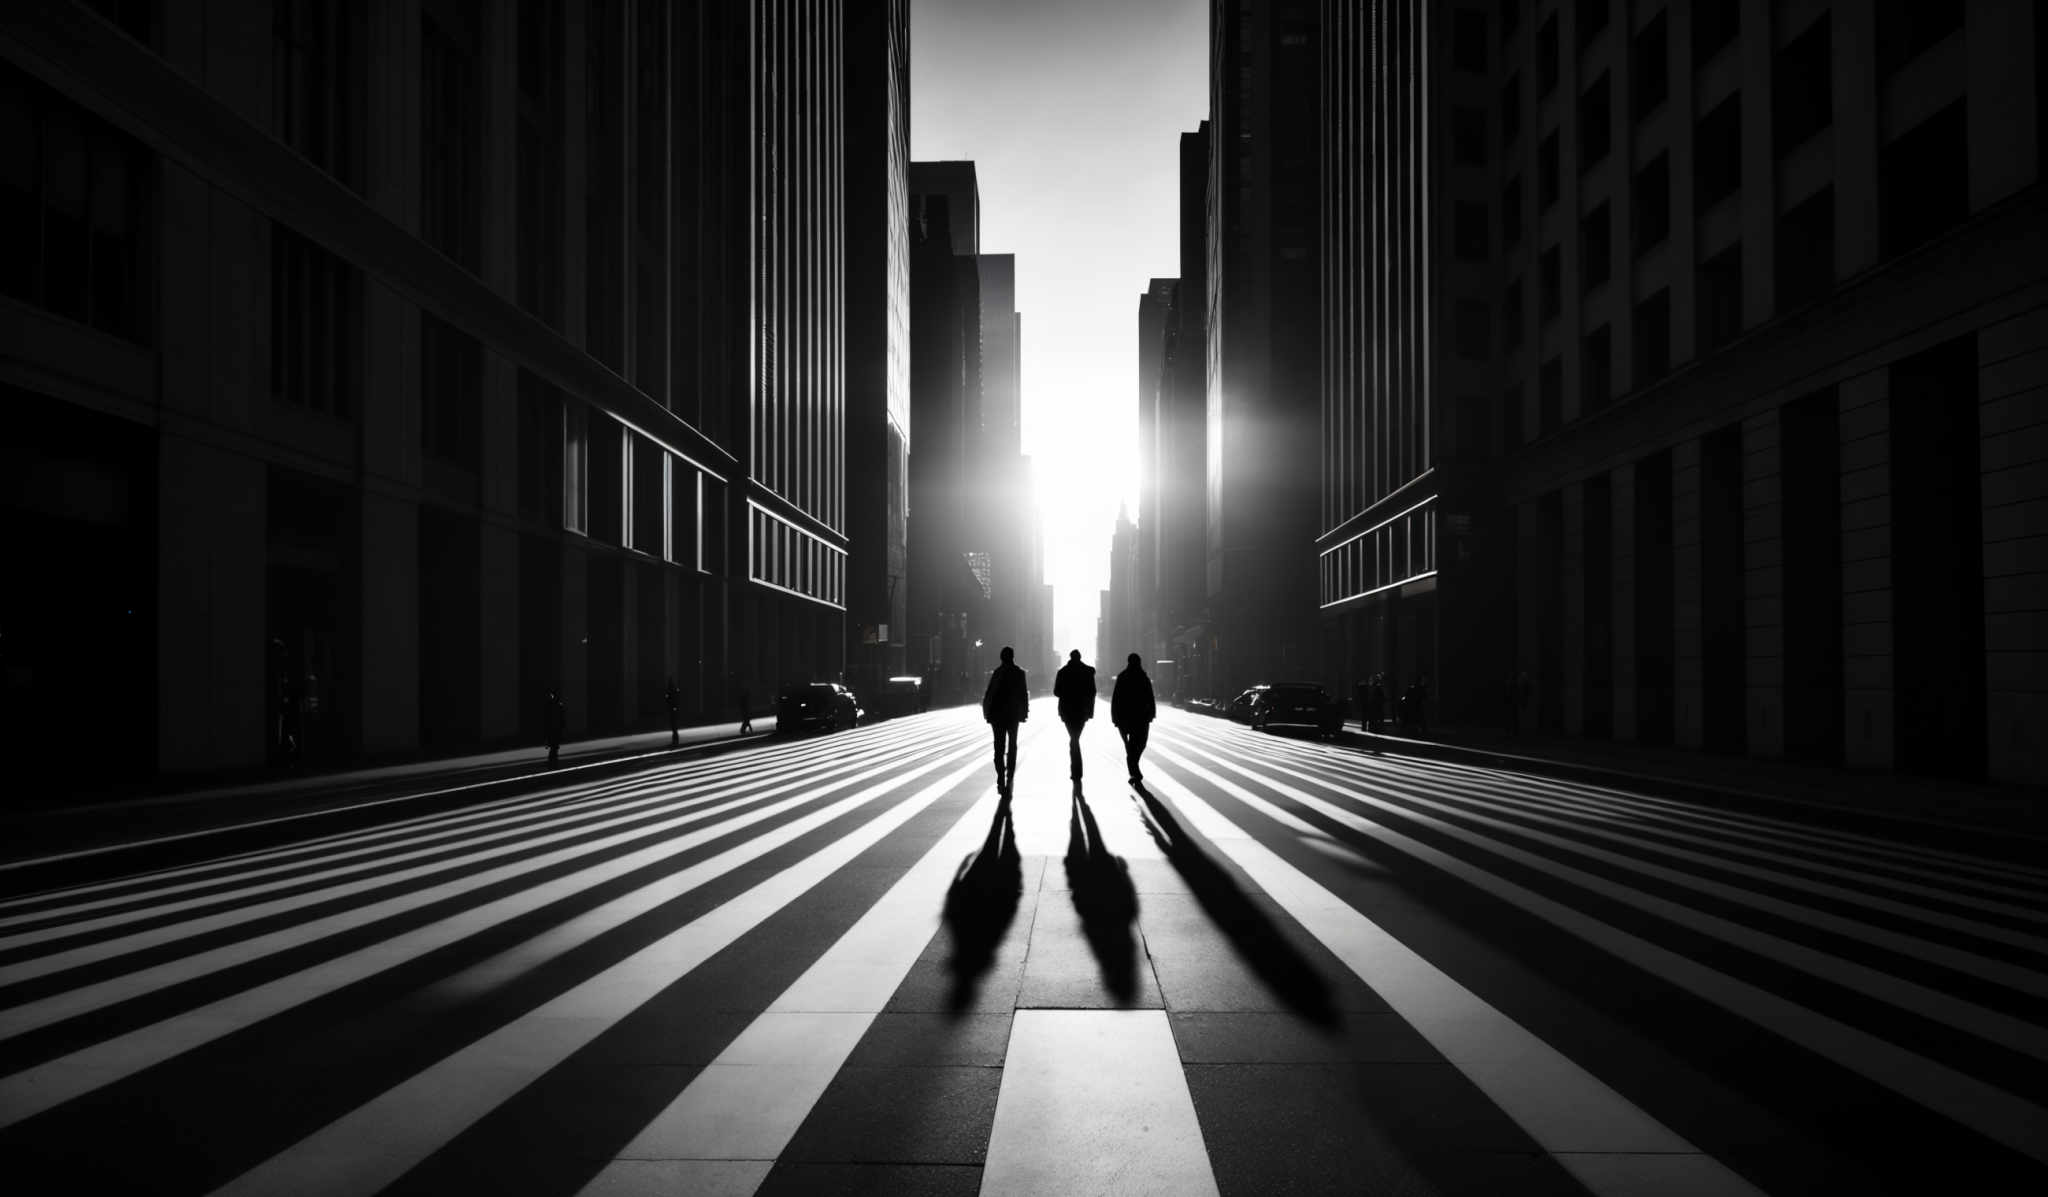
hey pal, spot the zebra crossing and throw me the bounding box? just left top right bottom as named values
left=0, top=707, right=2042, bottom=1194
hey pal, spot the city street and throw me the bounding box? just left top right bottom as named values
left=0, top=707, right=2042, bottom=1196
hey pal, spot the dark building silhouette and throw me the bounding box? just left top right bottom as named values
left=1135, top=277, right=1177, bottom=671
left=1316, top=0, right=2045, bottom=785
left=908, top=160, right=1046, bottom=697
left=0, top=1, right=862, bottom=781
left=1204, top=0, right=1324, bottom=699
left=1098, top=507, right=1139, bottom=678
left=1160, top=122, right=1213, bottom=699
left=845, top=0, right=912, bottom=691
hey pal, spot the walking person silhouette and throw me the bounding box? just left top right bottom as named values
left=1111, top=653, right=1156, bottom=784
left=982, top=646, right=1030, bottom=796
left=1053, top=649, right=1097, bottom=789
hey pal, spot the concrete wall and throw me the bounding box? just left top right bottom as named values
left=1980, top=305, right=2048, bottom=784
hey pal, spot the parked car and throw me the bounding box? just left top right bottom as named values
left=777, top=682, right=862, bottom=733
left=1227, top=685, right=1270, bottom=723
left=873, top=676, right=925, bottom=721
left=1251, top=682, right=1343, bottom=737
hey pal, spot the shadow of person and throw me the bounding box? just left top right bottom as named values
left=941, top=796, right=1022, bottom=1013
left=1066, top=788, right=1141, bottom=1005
left=1129, top=781, right=1339, bottom=1027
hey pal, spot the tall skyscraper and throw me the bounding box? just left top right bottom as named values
left=845, top=0, right=912, bottom=687
left=1136, top=277, right=1178, bottom=668
left=1319, top=0, right=2045, bottom=785
left=0, top=1, right=857, bottom=780
left=1205, top=1, right=1323, bottom=697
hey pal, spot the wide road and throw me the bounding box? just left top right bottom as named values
left=0, top=706, right=2042, bottom=1195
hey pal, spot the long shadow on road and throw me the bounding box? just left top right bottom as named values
left=1129, top=780, right=1337, bottom=1027
left=1066, top=789, right=1141, bottom=1005
left=941, top=796, right=1021, bottom=1013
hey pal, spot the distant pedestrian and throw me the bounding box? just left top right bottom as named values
left=1111, top=653, right=1156, bottom=783
left=1412, top=674, right=1430, bottom=734
left=544, top=687, right=565, bottom=766
left=731, top=674, right=753, bottom=735
left=982, top=647, right=1030, bottom=795
left=1365, top=674, right=1388, bottom=735
left=665, top=677, right=681, bottom=746
left=1054, top=649, right=1098, bottom=786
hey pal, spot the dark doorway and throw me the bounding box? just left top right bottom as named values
left=1535, top=491, right=1565, bottom=733
left=1782, top=388, right=1844, bottom=763
left=1890, top=336, right=1985, bottom=778
left=586, top=554, right=624, bottom=734
left=0, top=389, right=156, bottom=791
left=1700, top=423, right=1746, bottom=753
left=268, top=468, right=357, bottom=767
left=1581, top=474, right=1613, bottom=738
left=419, top=507, right=481, bottom=748
left=1634, top=450, right=1675, bottom=745
left=517, top=532, right=559, bottom=741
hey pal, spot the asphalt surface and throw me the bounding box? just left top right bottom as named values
left=0, top=705, right=2041, bottom=1195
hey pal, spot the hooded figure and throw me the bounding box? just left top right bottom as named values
left=981, top=646, right=1030, bottom=794
left=1053, top=650, right=1098, bottom=783
left=1110, top=653, right=1156, bottom=783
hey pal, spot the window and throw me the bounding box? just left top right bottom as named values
left=1695, top=96, right=1742, bottom=208
left=586, top=413, right=623, bottom=544
left=1774, top=18, right=1831, bottom=152
left=0, top=63, right=154, bottom=344
left=630, top=434, right=665, bottom=556
left=274, top=0, right=362, bottom=186
left=1693, top=0, right=1740, bottom=66
left=421, top=313, right=482, bottom=469
left=1538, top=15, right=1558, bottom=95
left=517, top=370, right=561, bottom=522
left=562, top=401, right=588, bottom=534
left=1576, top=0, right=1608, bottom=50
left=1877, top=0, right=1961, bottom=77
left=517, top=0, right=564, bottom=326
left=1540, top=245, right=1561, bottom=318
left=421, top=0, right=482, bottom=271
left=1776, top=187, right=1835, bottom=311
left=1454, top=300, right=1492, bottom=360
left=1452, top=107, right=1488, bottom=166
left=1501, top=382, right=1525, bottom=448
left=1631, top=12, right=1667, bottom=119
left=1580, top=202, right=1610, bottom=291
left=1453, top=10, right=1489, bottom=73
left=1501, top=175, right=1524, bottom=246
left=1633, top=289, right=1670, bottom=382
left=1581, top=324, right=1611, bottom=414
left=1502, top=275, right=1524, bottom=350
left=270, top=224, right=359, bottom=418
left=1454, top=200, right=1490, bottom=260
left=1696, top=244, right=1744, bottom=353
left=1539, top=132, right=1560, bottom=208
left=1539, top=356, right=1563, bottom=435
left=1632, top=154, right=1670, bottom=253
left=1500, top=74, right=1522, bottom=144
left=1880, top=102, right=1967, bottom=258
left=1578, top=75, right=1611, bottom=169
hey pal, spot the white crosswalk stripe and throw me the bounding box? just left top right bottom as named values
left=0, top=707, right=2041, bottom=1196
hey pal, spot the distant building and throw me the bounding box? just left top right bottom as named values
left=846, top=0, right=912, bottom=692
left=1161, top=122, right=1213, bottom=700
left=1319, top=0, right=2046, bottom=785
left=1205, top=0, right=1324, bottom=698
left=0, top=1, right=858, bottom=782
left=1136, top=277, right=1178, bottom=672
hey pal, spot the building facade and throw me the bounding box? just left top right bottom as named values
left=845, top=0, right=911, bottom=692
left=1205, top=0, right=1324, bottom=699
left=0, top=0, right=858, bottom=783
left=1319, top=0, right=2045, bottom=784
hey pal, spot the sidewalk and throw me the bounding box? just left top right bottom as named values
left=1330, top=720, right=2047, bottom=839
left=0, top=716, right=782, bottom=866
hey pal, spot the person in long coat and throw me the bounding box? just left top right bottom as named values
left=1110, top=653, right=1157, bottom=783
left=981, top=646, right=1030, bottom=795
left=1053, top=650, right=1098, bottom=785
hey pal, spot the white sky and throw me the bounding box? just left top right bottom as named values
left=910, top=0, right=1208, bottom=661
